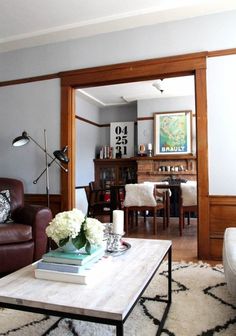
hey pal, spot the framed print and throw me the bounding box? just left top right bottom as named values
left=154, top=110, right=192, bottom=155
left=110, top=121, right=134, bottom=158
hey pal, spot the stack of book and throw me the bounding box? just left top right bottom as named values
left=35, top=246, right=109, bottom=285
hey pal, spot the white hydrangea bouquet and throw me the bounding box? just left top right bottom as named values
left=46, top=208, right=104, bottom=254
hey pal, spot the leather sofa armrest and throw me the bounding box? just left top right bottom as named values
left=12, top=205, right=52, bottom=261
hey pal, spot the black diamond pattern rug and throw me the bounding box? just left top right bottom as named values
left=0, top=262, right=235, bottom=336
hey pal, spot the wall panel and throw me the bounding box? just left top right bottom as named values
left=209, top=195, right=236, bottom=259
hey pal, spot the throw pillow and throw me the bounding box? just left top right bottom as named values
left=0, top=190, right=11, bottom=223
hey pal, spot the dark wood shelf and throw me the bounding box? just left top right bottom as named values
left=135, top=154, right=197, bottom=160
left=138, top=171, right=196, bottom=175
left=94, top=158, right=136, bottom=162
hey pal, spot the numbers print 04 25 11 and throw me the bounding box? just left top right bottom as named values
left=110, top=122, right=134, bottom=158
left=115, top=125, right=128, bottom=156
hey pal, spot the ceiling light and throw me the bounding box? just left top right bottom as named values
left=152, top=79, right=165, bottom=93
left=121, top=96, right=130, bottom=103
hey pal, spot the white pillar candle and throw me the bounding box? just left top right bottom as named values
left=147, top=143, right=152, bottom=150
left=112, top=210, right=124, bottom=234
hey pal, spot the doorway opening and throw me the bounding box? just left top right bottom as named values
left=74, top=75, right=198, bottom=261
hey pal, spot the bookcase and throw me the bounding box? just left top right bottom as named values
left=94, top=159, right=137, bottom=189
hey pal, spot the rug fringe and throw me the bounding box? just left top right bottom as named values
left=166, top=260, right=223, bottom=268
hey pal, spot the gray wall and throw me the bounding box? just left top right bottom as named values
left=75, top=97, right=137, bottom=188
left=76, top=94, right=100, bottom=187
left=0, top=10, right=236, bottom=197
left=0, top=79, right=60, bottom=194
left=75, top=95, right=101, bottom=213
left=207, top=54, right=236, bottom=195
left=99, top=103, right=137, bottom=146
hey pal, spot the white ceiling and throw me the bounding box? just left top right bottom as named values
left=77, top=75, right=195, bottom=106
left=0, top=0, right=236, bottom=53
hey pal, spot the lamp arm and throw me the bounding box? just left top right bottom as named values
left=27, top=134, right=68, bottom=171
left=52, top=159, right=68, bottom=172
left=33, top=168, right=47, bottom=185
left=28, top=135, right=55, bottom=161
left=44, top=129, right=50, bottom=208
left=33, top=157, right=68, bottom=185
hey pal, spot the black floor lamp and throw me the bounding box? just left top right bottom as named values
left=12, top=130, right=69, bottom=208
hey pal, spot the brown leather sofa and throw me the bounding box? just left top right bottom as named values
left=0, top=178, right=52, bottom=274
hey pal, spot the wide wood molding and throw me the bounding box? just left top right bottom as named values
left=137, top=117, right=154, bottom=121
left=208, top=48, right=236, bottom=58
left=75, top=115, right=109, bottom=128
left=76, top=115, right=100, bottom=127
left=0, top=73, right=58, bottom=87
left=60, top=52, right=207, bottom=88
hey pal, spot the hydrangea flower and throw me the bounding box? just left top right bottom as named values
left=84, top=217, right=104, bottom=246
left=46, top=208, right=104, bottom=254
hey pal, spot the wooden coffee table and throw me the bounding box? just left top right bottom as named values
left=0, top=238, right=172, bottom=336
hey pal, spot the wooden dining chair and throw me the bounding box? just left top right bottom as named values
left=123, top=183, right=166, bottom=235
left=179, top=181, right=197, bottom=236
left=144, top=181, right=171, bottom=229
left=84, top=182, right=112, bottom=221
left=110, top=185, right=125, bottom=211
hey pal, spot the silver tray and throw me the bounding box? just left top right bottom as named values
left=105, top=241, right=131, bottom=257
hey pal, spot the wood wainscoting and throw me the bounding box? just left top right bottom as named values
left=209, top=195, right=236, bottom=260
left=24, top=194, right=62, bottom=217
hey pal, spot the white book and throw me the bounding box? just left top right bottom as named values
left=35, top=256, right=111, bottom=285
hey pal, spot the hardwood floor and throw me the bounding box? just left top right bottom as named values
left=125, top=216, right=198, bottom=262
left=100, top=214, right=220, bottom=265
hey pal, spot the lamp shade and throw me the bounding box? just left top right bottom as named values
left=12, top=131, right=30, bottom=147
left=53, top=146, right=69, bottom=163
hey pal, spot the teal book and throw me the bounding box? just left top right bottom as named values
left=42, top=246, right=104, bottom=266
left=37, top=254, right=103, bottom=273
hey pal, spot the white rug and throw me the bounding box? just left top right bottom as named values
left=0, top=262, right=236, bottom=336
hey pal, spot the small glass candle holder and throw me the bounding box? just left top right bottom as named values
left=107, top=233, right=123, bottom=252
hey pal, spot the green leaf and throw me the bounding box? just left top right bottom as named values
left=58, top=237, right=69, bottom=247
left=72, top=231, right=86, bottom=250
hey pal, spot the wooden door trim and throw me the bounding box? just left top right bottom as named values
left=60, top=52, right=206, bottom=88
left=195, top=68, right=209, bottom=258
left=60, top=84, right=75, bottom=209
left=60, top=51, right=209, bottom=259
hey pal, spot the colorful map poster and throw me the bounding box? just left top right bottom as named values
left=154, top=111, right=192, bottom=155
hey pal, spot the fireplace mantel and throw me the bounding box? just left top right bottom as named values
left=136, top=155, right=197, bottom=183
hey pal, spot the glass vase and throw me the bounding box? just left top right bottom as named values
left=61, top=238, right=78, bottom=253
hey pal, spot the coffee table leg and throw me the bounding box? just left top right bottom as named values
left=116, top=322, right=124, bottom=336
left=168, top=245, right=172, bottom=304
left=156, top=245, right=172, bottom=336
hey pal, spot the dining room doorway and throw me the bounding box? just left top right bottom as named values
left=59, top=52, right=209, bottom=259
left=74, top=74, right=198, bottom=260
